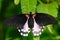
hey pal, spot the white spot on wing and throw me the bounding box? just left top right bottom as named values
left=18, top=29, right=20, bottom=32
left=17, top=19, right=30, bottom=36
left=40, top=32, right=41, bottom=35
left=17, top=27, right=20, bottom=32
left=32, top=19, right=41, bottom=32
left=21, top=33, right=23, bottom=35
left=20, top=19, right=30, bottom=36
left=22, top=19, right=30, bottom=32
left=32, top=19, right=44, bottom=36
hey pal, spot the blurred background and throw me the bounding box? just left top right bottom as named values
left=0, top=0, right=60, bottom=40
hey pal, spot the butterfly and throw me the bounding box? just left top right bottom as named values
left=5, top=12, right=58, bottom=36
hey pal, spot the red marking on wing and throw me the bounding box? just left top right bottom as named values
left=33, top=14, right=37, bottom=18
left=24, top=14, right=29, bottom=18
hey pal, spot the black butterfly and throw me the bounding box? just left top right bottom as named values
left=5, top=12, right=58, bottom=36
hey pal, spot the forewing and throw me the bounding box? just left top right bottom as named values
left=5, top=14, right=27, bottom=28
left=34, top=13, right=58, bottom=26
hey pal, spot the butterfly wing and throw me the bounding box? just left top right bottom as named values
left=5, top=14, right=30, bottom=36
left=32, top=13, right=58, bottom=36
left=34, top=13, right=58, bottom=26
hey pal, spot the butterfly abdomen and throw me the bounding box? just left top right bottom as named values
left=28, top=17, right=34, bottom=29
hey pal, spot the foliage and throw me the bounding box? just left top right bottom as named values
left=0, top=0, right=60, bottom=40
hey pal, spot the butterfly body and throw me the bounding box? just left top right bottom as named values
left=5, top=13, right=58, bottom=36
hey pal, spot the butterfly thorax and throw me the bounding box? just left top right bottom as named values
left=28, top=13, right=34, bottom=29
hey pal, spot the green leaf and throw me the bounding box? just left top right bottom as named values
left=0, top=0, right=2, bottom=11
left=14, top=0, right=20, bottom=5
left=37, top=1, right=58, bottom=17
left=21, top=0, right=37, bottom=14
left=21, top=0, right=29, bottom=13
left=56, top=0, right=60, bottom=5
left=46, top=25, right=55, bottom=34
left=29, top=0, right=37, bottom=14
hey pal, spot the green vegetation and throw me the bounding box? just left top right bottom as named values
left=0, top=0, right=60, bottom=40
